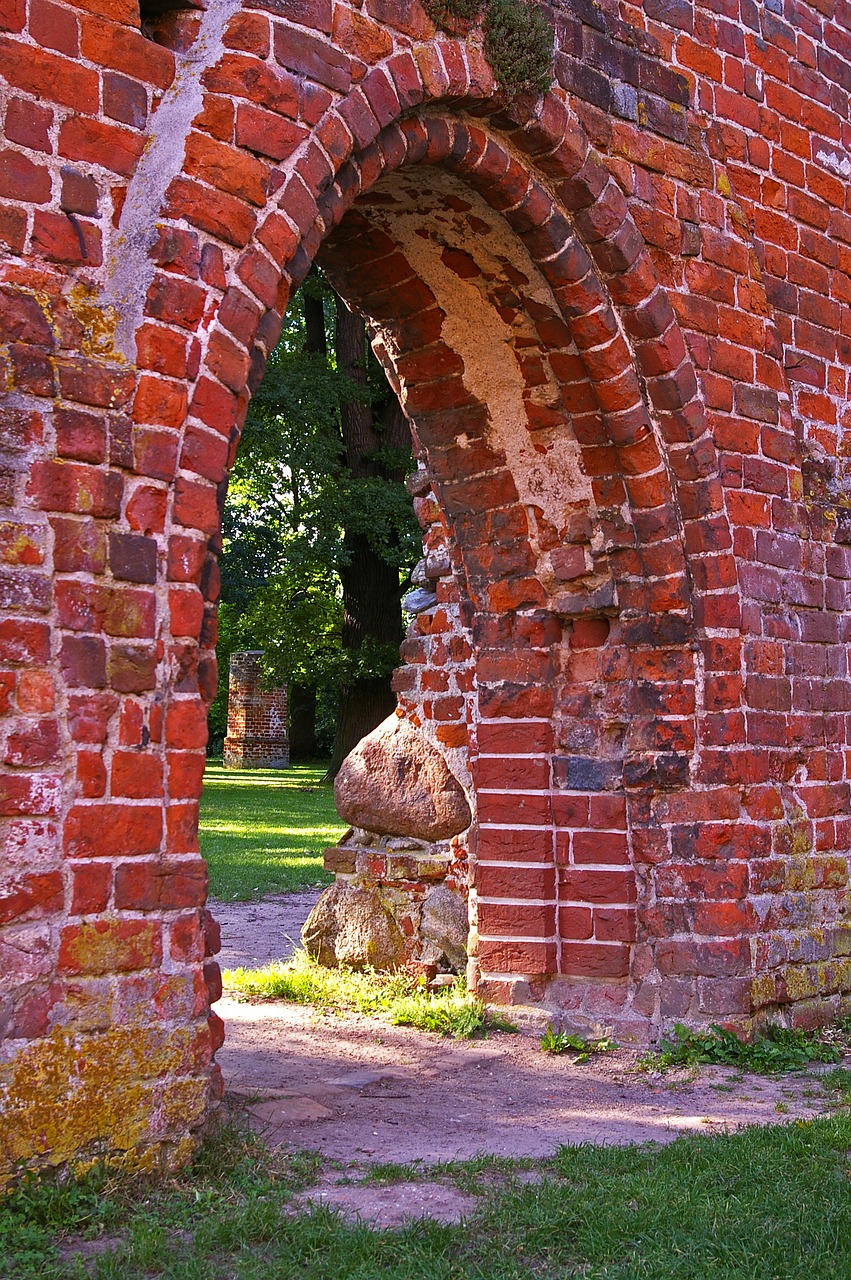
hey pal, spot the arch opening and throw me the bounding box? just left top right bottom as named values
left=201, top=115, right=709, bottom=1027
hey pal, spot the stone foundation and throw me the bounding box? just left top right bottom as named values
left=320, top=827, right=470, bottom=974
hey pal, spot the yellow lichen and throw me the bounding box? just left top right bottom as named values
left=67, top=284, right=120, bottom=360
left=0, top=1024, right=210, bottom=1183
left=750, top=972, right=776, bottom=1009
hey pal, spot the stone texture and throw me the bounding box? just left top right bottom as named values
left=334, top=715, right=471, bottom=840
left=301, top=882, right=405, bottom=970
left=421, top=883, right=469, bottom=973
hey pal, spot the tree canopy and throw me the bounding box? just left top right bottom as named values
left=210, top=274, right=421, bottom=765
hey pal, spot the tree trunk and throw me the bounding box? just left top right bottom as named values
left=325, top=295, right=408, bottom=777
left=288, top=682, right=317, bottom=760
left=302, top=281, right=327, bottom=356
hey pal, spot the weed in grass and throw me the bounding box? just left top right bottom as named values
left=820, top=1067, right=851, bottom=1108
left=638, top=1022, right=841, bottom=1075
left=390, top=989, right=516, bottom=1039
left=540, top=1024, right=616, bottom=1062
left=223, top=950, right=516, bottom=1038
left=199, top=762, right=343, bottom=899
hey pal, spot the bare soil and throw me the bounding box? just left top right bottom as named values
left=211, top=895, right=841, bottom=1181
left=209, top=891, right=321, bottom=971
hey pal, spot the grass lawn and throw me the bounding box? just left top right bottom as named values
left=198, top=761, right=344, bottom=900
left=7, top=1111, right=851, bottom=1278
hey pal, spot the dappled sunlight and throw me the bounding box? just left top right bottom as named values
left=199, top=762, right=345, bottom=899
left=215, top=995, right=832, bottom=1165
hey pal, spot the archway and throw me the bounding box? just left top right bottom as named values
left=6, top=0, right=849, bottom=1179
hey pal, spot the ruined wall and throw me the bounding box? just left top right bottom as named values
left=222, top=650, right=288, bottom=768
left=3, top=0, right=851, bottom=1174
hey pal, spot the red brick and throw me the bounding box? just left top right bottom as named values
left=165, top=700, right=208, bottom=749
left=59, top=918, right=162, bottom=975
left=0, top=38, right=98, bottom=110
left=0, top=869, right=63, bottom=925
left=31, top=0, right=79, bottom=55
left=164, top=175, right=257, bottom=248
left=560, top=942, right=630, bottom=977
left=113, top=858, right=207, bottom=911
left=184, top=130, right=269, bottom=206
left=76, top=748, right=107, bottom=797
left=111, top=751, right=163, bottom=798
left=0, top=148, right=51, bottom=202
left=80, top=15, right=173, bottom=88
left=58, top=115, right=145, bottom=176
left=70, top=860, right=112, bottom=913
left=560, top=869, right=637, bottom=904
left=167, top=751, right=206, bottom=799
left=63, top=803, right=163, bottom=857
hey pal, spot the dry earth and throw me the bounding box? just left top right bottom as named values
left=210, top=894, right=844, bottom=1225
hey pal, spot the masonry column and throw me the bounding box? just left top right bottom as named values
left=223, top=652, right=290, bottom=769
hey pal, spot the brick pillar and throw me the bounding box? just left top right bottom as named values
left=223, top=652, right=289, bottom=769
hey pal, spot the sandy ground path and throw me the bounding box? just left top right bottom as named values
left=210, top=895, right=840, bottom=1172
left=209, top=891, right=321, bottom=970
left=215, top=994, right=835, bottom=1166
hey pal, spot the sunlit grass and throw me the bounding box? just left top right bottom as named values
left=199, top=761, right=344, bottom=900
left=8, top=1115, right=851, bottom=1278
left=222, top=949, right=516, bottom=1038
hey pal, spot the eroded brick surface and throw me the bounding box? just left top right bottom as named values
left=2, top=0, right=851, bottom=1173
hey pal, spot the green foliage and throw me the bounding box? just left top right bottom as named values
left=483, top=0, right=554, bottom=98
left=198, top=762, right=342, bottom=900
left=821, top=1067, right=851, bottom=1107
left=639, top=1022, right=842, bottom=1075
left=390, top=989, right=518, bottom=1038
left=223, top=951, right=516, bottom=1038
left=539, top=1024, right=616, bottom=1061
left=421, top=0, right=554, bottom=99
left=212, top=277, right=421, bottom=746
left=421, top=0, right=481, bottom=32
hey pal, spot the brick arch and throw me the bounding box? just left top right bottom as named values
left=149, top=80, right=735, bottom=1021
left=15, top=0, right=851, bottom=1178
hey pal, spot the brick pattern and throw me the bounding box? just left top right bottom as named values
left=3, top=0, right=851, bottom=1170
left=222, top=650, right=289, bottom=769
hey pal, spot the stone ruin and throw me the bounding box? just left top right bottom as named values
left=5, top=0, right=851, bottom=1180
left=222, top=650, right=289, bottom=770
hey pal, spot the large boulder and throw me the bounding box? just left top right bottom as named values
left=334, top=715, right=471, bottom=840
left=301, top=882, right=404, bottom=970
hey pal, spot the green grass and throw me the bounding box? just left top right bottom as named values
left=638, top=1021, right=843, bottom=1075
left=223, top=950, right=516, bottom=1038
left=199, top=762, right=344, bottom=899
left=7, top=1115, right=851, bottom=1278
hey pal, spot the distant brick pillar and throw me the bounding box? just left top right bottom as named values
left=223, top=652, right=289, bottom=770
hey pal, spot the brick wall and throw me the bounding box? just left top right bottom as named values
left=222, top=650, right=289, bottom=768
left=3, top=0, right=851, bottom=1171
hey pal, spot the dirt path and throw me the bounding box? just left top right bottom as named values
left=209, top=891, right=321, bottom=971
left=211, top=895, right=841, bottom=1176
left=216, top=995, right=835, bottom=1166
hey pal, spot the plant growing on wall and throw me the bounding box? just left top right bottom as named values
left=422, top=0, right=554, bottom=99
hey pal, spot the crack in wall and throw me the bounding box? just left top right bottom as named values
left=102, top=0, right=243, bottom=359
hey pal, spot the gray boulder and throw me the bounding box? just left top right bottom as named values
left=301, top=882, right=404, bottom=970
left=421, top=882, right=469, bottom=972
